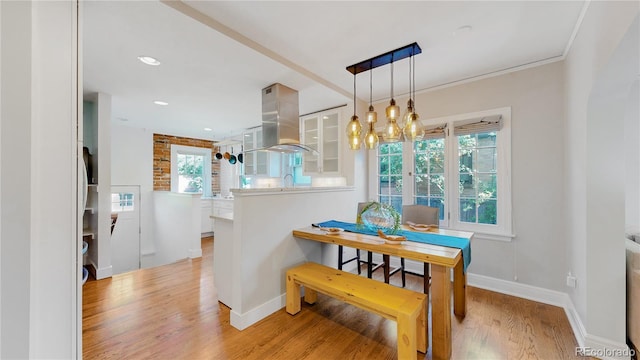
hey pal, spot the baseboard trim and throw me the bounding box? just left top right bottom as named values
left=188, top=248, right=202, bottom=258
left=89, top=262, right=112, bottom=280
left=467, top=273, right=568, bottom=307
left=230, top=293, right=286, bottom=330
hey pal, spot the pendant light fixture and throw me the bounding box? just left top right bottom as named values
left=345, top=42, right=421, bottom=150
left=383, top=60, right=402, bottom=142
left=403, top=54, right=424, bottom=141
left=346, top=72, right=362, bottom=150
left=364, top=67, right=379, bottom=149
left=401, top=54, right=414, bottom=130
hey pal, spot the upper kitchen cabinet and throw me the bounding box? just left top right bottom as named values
left=242, top=127, right=280, bottom=177
left=301, top=109, right=341, bottom=175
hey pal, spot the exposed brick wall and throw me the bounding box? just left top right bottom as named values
left=153, top=133, right=220, bottom=192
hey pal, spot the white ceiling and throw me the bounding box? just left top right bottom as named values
left=83, top=1, right=585, bottom=141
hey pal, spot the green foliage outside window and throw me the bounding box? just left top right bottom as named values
left=177, top=154, right=204, bottom=193
left=383, top=131, right=498, bottom=225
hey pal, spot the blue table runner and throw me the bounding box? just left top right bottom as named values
left=316, top=220, right=471, bottom=272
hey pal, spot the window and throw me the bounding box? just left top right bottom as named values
left=414, top=135, right=446, bottom=220
left=370, top=107, right=513, bottom=241
left=170, top=145, right=212, bottom=196
left=377, top=142, right=403, bottom=213
left=111, top=192, right=134, bottom=212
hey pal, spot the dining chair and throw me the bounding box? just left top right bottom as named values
left=337, top=203, right=367, bottom=275
left=401, top=204, right=439, bottom=293
left=338, top=202, right=399, bottom=284
left=338, top=202, right=388, bottom=282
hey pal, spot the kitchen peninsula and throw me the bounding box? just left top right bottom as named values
left=211, top=186, right=357, bottom=330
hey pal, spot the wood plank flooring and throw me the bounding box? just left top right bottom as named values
left=83, top=237, right=584, bottom=359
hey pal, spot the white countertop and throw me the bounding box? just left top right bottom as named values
left=230, top=186, right=354, bottom=196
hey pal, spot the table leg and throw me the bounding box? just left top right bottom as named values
left=423, top=262, right=430, bottom=295
left=431, top=264, right=452, bottom=360
left=383, top=254, right=391, bottom=283
left=453, top=260, right=467, bottom=318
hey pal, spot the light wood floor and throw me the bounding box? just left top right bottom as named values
left=83, top=237, right=583, bottom=359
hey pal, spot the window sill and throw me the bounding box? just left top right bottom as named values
left=470, top=231, right=515, bottom=242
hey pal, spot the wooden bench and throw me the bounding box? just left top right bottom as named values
left=286, top=262, right=427, bottom=359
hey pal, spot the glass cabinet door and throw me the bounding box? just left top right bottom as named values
left=302, top=116, right=319, bottom=173
left=243, top=131, right=255, bottom=175
left=255, top=129, right=268, bottom=175
left=321, top=113, right=339, bottom=173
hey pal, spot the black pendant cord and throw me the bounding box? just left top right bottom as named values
left=390, top=59, right=394, bottom=100
left=353, top=72, right=357, bottom=116
left=408, top=55, right=412, bottom=106
left=412, top=55, right=416, bottom=110
left=369, top=64, right=373, bottom=107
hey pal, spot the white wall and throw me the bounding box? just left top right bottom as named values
left=1, top=1, right=78, bottom=358
left=1, top=2, right=32, bottom=356
left=625, top=80, right=640, bottom=236
left=373, top=61, right=567, bottom=292
left=151, top=192, right=201, bottom=267
left=229, top=188, right=356, bottom=329
left=111, top=124, right=154, bottom=263
left=564, top=1, right=638, bottom=351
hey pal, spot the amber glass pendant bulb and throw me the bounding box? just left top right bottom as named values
left=385, top=98, right=400, bottom=121
left=384, top=119, right=401, bottom=142
left=403, top=112, right=424, bottom=141
left=346, top=115, right=362, bottom=150
left=365, top=122, right=379, bottom=149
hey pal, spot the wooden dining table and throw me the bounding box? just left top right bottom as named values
left=292, top=225, right=473, bottom=360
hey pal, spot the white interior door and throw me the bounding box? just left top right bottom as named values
left=110, top=185, right=141, bottom=275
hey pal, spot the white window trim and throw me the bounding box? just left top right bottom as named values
left=368, top=107, right=514, bottom=242
left=170, top=144, right=212, bottom=196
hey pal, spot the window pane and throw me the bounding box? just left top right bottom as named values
left=477, top=174, right=497, bottom=199
left=429, top=175, right=445, bottom=196
left=415, top=175, right=429, bottom=195
left=379, top=142, right=403, bottom=204
left=477, top=148, right=497, bottom=173
left=477, top=132, right=496, bottom=147
left=389, top=175, right=402, bottom=196
left=414, top=138, right=446, bottom=222
left=459, top=134, right=476, bottom=149
left=460, top=199, right=476, bottom=223
left=177, top=153, right=204, bottom=193
left=478, top=199, right=497, bottom=224
left=111, top=192, right=134, bottom=212
left=457, top=129, right=499, bottom=226
left=459, top=173, right=475, bottom=197
left=379, top=175, right=390, bottom=195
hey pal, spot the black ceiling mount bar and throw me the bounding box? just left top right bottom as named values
left=346, top=42, right=422, bottom=75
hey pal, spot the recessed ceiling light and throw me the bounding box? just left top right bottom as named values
left=204, top=127, right=212, bottom=131
left=453, top=25, right=473, bottom=37
left=138, top=56, right=161, bottom=66
left=153, top=100, right=168, bottom=106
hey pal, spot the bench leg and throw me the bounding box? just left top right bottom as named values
left=286, top=273, right=301, bottom=315
left=397, top=312, right=418, bottom=360
left=417, top=300, right=427, bottom=353
left=304, top=288, right=317, bottom=304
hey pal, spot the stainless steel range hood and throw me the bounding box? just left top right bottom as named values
left=261, top=83, right=316, bottom=153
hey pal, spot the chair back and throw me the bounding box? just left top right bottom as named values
left=401, top=205, right=439, bottom=226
